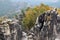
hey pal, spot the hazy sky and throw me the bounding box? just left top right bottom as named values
left=10, top=0, right=59, bottom=4
left=0, top=0, right=60, bottom=16
left=11, top=0, right=59, bottom=3
left=0, top=0, right=60, bottom=7
left=10, top=0, right=60, bottom=7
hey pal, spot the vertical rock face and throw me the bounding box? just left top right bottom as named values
left=1, top=9, right=60, bottom=40
left=0, top=19, right=22, bottom=40
left=0, top=25, right=5, bottom=40
left=57, top=16, right=60, bottom=34
left=8, top=20, right=22, bottom=40
left=30, top=9, right=60, bottom=40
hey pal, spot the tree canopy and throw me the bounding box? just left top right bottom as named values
left=22, top=4, right=52, bottom=30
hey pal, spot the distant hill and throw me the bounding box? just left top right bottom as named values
left=0, top=0, right=28, bottom=17
left=0, top=0, right=60, bottom=17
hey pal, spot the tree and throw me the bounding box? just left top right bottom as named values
left=22, top=4, right=52, bottom=30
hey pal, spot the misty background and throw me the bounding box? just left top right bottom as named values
left=0, top=0, right=60, bottom=17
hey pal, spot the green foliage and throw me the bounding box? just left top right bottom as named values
left=22, top=4, right=52, bottom=30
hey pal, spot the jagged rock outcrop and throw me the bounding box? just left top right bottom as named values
left=0, top=18, right=22, bottom=40
left=30, top=9, right=60, bottom=40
